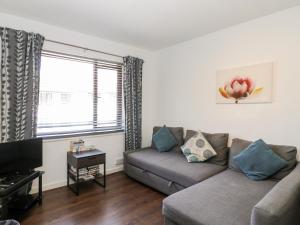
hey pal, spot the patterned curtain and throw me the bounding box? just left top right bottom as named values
left=123, top=56, right=144, bottom=151
left=0, top=27, right=44, bottom=142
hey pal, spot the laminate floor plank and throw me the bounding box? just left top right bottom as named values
left=20, top=172, right=165, bottom=225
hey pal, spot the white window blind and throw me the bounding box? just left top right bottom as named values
left=37, top=51, right=123, bottom=136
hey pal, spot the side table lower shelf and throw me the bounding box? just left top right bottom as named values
left=67, top=171, right=106, bottom=195
left=67, top=150, right=106, bottom=196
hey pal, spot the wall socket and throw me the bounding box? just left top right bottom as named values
left=115, top=158, right=123, bottom=165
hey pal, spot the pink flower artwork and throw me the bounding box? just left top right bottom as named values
left=218, top=76, right=263, bottom=104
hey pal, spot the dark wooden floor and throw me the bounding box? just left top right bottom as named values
left=20, top=172, right=165, bottom=225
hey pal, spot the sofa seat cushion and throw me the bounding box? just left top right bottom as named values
left=126, top=148, right=226, bottom=187
left=163, top=169, right=277, bottom=225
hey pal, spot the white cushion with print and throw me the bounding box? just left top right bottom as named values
left=181, top=131, right=217, bottom=162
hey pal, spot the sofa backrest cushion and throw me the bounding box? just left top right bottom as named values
left=185, top=130, right=229, bottom=166
left=152, top=126, right=184, bottom=152
left=229, top=138, right=297, bottom=180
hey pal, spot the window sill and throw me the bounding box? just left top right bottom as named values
left=37, top=129, right=124, bottom=140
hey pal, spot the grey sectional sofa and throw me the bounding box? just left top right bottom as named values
left=124, top=127, right=300, bottom=225
left=124, top=147, right=226, bottom=194
left=124, top=127, right=229, bottom=195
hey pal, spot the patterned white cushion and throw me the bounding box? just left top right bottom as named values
left=181, top=131, right=217, bottom=162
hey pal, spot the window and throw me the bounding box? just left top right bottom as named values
left=37, top=51, right=123, bottom=136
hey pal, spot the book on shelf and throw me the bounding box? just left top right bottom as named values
left=69, top=165, right=101, bottom=180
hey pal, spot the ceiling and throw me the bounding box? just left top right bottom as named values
left=0, top=0, right=300, bottom=50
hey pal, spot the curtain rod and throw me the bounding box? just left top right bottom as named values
left=45, top=39, right=124, bottom=59
left=42, top=49, right=123, bottom=66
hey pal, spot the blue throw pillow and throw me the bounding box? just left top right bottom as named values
left=233, top=139, right=288, bottom=181
left=152, top=126, right=177, bottom=152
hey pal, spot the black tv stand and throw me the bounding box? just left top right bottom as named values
left=0, top=170, right=44, bottom=220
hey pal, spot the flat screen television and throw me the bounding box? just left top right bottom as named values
left=0, top=138, right=43, bottom=175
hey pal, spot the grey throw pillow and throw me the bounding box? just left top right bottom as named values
left=151, top=126, right=184, bottom=152
left=229, top=138, right=297, bottom=180
left=185, top=130, right=229, bottom=166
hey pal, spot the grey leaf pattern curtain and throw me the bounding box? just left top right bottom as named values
left=123, top=56, right=144, bottom=151
left=0, top=27, right=44, bottom=142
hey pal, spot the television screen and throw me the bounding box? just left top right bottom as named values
left=0, top=138, right=43, bottom=175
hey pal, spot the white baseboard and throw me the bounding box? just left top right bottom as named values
left=106, top=166, right=124, bottom=174
left=31, top=166, right=123, bottom=193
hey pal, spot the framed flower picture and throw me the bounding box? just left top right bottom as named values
left=216, top=62, right=273, bottom=104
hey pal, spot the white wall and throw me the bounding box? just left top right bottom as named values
left=156, top=6, right=300, bottom=159
left=2, top=5, right=300, bottom=191
left=0, top=12, right=158, bottom=191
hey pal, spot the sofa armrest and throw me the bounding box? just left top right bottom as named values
left=251, top=163, right=300, bottom=225
left=123, top=147, right=151, bottom=156
left=123, top=147, right=151, bottom=173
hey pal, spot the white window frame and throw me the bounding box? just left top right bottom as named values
left=37, top=50, right=124, bottom=138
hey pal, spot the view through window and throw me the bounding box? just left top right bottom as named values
left=37, top=52, right=123, bottom=136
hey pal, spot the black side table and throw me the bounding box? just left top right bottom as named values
left=67, top=149, right=106, bottom=195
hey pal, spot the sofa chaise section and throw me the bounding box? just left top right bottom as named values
left=163, top=163, right=300, bottom=225
left=163, top=169, right=277, bottom=225
left=251, top=163, right=300, bottom=225
left=124, top=148, right=226, bottom=195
